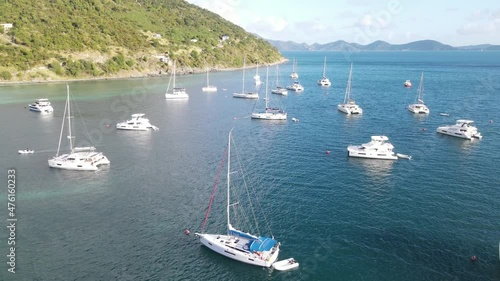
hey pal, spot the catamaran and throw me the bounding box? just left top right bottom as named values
left=317, top=56, right=331, bottom=86
left=338, top=63, right=362, bottom=115
left=48, top=85, right=110, bottom=171
left=407, top=72, right=429, bottom=114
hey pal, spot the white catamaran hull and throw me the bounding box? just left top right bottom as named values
left=48, top=154, right=110, bottom=171
left=197, top=234, right=280, bottom=267
left=233, top=93, right=259, bottom=99
left=338, top=104, right=363, bottom=115
left=348, top=146, right=398, bottom=160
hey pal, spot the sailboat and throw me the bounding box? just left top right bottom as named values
left=48, top=85, right=110, bottom=171
left=317, top=56, right=331, bottom=86
left=290, top=58, right=298, bottom=79
left=233, top=58, right=259, bottom=99
left=338, top=63, right=362, bottom=115
left=202, top=67, right=217, bottom=92
left=165, top=60, right=189, bottom=99
left=253, top=63, right=262, bottom=86
left=407, top=72, right=429, bottom=114
left=251, top=67, right=287, bottom=120
left=271, top=64, right=288, bottom=96
left=195, top=130, right=281, bottom=267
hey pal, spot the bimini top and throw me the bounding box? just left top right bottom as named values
left=456, top=119, right=474, bottom=125
left=249, top=236, right=277, bottom=252
left=371, top=136, right=389, bottom=141
left=131, top=113, right=145, bottom=118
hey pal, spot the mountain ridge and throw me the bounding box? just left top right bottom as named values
left=265, top=39, right=500, bottom=51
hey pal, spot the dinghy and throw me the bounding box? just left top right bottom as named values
left=440, top=113, right=450, bottom=116
left=272, top=258, right=299, bottom=271
left=18, top=149, right=34, bottom=154
left=396, top=153, right=412, bottom=160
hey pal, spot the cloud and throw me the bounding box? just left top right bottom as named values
left=251, top=17, right=288, bottom=33
left=186, top=0, right=242, bottom=25
left=458, top=9, right=500, bottom=36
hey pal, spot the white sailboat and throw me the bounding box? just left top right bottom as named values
left=338, top=63, right=362, bottom=115
left=202, top=67, right=217, bottom=92
left=165, top=60, right=189, bottom=99
left=317, top=57, right=331, bottom=86
left=195, top=130, right=281, bottom=267
left=48, top=85, right=110, bottom=171
left=251, top=67, right=287, bottom=120
left=253, top=63, right=262, bottom=86
left=233, top=58, right=259, bottom=99
left=290, top=58, right=299, bottom=79
left=407, top=72, right=429, bottom=114
left=271, top=64, right=288, bottom=96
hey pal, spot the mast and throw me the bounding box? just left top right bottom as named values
left=66, top=84, right=74, bottom=151
left=242, top=58, right=246, bottom=94
left=344, top=63, right=353, bottom=103
left=322, top=57, right=326, bottom=77
left=56, top=86, right=69, bottom=156
left=206, top=68, right=209, bottom=87
left=417, top=72, right=424, bottom=103
left=173, top=60, right=176, bottom=89
left=226, top=129, right=232, bottom=232
left=265, top=66, right=269, bottom=111
left=275, top=64, right=279, bottom=87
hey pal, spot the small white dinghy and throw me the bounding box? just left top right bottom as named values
left=292, top=117, right=299, bottom=122
left=440, top=113, right=450, bottom=116
left=396, top=153, right=412, bottom=160
left=18, top=149, right=34, bottom=154
left=272, top=258, right=299, bottom=271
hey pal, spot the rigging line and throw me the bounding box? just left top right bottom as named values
left=234, top=144, right=274, bottom=237
left=71, top=93, right=94, bottom=146
left=232, top=137, right=261, bottom=235
left=201, top=146, right=228, bottom=233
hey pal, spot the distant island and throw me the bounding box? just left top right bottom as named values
left=265, top=39, right=500, bottom=52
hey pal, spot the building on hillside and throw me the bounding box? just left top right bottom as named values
left=1, top=23, right=13, bottom=32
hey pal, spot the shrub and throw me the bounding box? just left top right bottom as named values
left=0, top=70, right=12, bottom=80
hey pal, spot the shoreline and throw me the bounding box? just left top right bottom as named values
left=0, top=58, right=289, bottom=86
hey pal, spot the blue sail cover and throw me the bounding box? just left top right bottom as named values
left=228, top=229, right=259, bottom=240
left=249, top=236, right=277, bottom=252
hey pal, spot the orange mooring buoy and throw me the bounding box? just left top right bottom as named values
left=184, top=229, right=190, bottom=235
left=470, top=255, right=477, bottom=262
left=326, top=150, right=331, bottom=155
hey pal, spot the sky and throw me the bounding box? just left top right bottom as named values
left=185, top=0, right=500, bottom=46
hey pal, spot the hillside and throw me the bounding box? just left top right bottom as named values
left=0, top=0, right=282, bottom=82
left=266, top=39, right=498, bottom=51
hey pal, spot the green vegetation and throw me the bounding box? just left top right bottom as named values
left=0, top=0, right=282, bottom=81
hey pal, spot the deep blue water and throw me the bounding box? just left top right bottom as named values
left=1, top=51, right=500, bottom=281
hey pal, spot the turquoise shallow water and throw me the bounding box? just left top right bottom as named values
left=0, top=51, right=500, bottom=281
